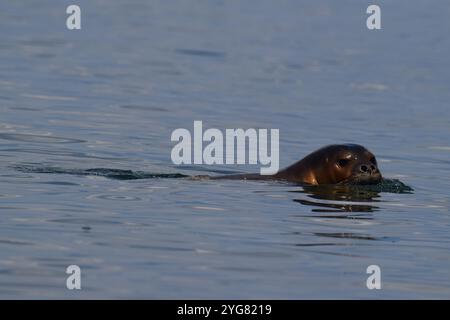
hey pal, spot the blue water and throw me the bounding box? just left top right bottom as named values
left=0, top=0, right=449, bottom=298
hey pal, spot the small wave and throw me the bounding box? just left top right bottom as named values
left=358, top=178, right=414, bottom=193
left=0, top=133, right=85, bottom=144
left=175, top=48, right=226, bottom=58
left=300, top=178, right=413, bottom=195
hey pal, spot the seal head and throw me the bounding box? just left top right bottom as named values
left=275, top=144, right=382, bottom=185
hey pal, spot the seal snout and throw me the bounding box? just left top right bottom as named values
left=359, top=163, right=378, bottom=175
left=354, top=160, right=382, bottom=184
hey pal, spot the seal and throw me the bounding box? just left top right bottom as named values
left=213, top=144, right=382, bottom=185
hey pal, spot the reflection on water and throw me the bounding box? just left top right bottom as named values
left=291, top=180, right=413, bottom=213
left=294, top=198, right=378, bottom=213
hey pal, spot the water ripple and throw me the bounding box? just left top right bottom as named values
left=0, top=133, right=85, bottom=144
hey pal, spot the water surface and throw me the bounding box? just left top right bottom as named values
left=0, top=0, right=449, bottom=298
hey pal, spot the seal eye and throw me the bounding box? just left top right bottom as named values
left=337, top=159, right=350, bottom=167
left=369, top=157, right=377, bottom=166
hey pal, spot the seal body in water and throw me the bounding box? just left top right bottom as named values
left=213, top=144, right=382, bottom=185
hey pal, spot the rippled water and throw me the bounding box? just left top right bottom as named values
left=1, top=0, right=450, bottom=298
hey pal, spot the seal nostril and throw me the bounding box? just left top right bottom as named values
left=360, top=165, right=368, bottom=172
left=370, top=165, right=376, bottom=172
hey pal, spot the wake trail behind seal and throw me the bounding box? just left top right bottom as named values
left=12, top=165, right=189, bottom=180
